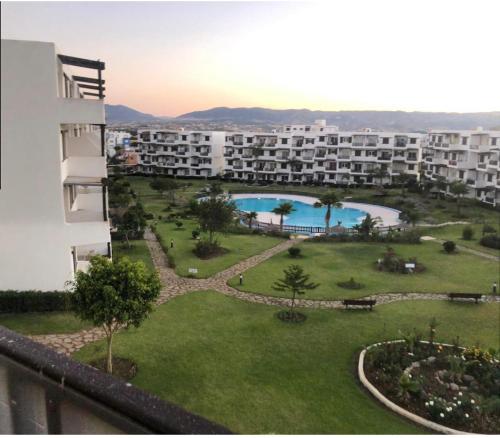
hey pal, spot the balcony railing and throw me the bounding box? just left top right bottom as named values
left=0, top=326, right=230, bottom=434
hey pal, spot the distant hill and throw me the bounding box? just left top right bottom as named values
left=105, top=104, right=170, bottom=123
left=177, top=107, right=500, bottom=131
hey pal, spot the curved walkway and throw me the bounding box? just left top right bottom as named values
left=31, top=229, right=500, bottom=355
left=425, top=237, right=499, bottom=262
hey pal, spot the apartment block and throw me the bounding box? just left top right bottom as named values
left=0, top=39, right=111, bottom=291
left=422, top=129, right=500, bottom=206
left=224, top=121, right=424, bottom=185
left=133, top=130, right=225, bottom=178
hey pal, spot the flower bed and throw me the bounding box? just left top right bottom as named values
left=362, top=340, right=500, bottom=434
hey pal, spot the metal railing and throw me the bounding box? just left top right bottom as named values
left=0, top=326, right=230, bottom=434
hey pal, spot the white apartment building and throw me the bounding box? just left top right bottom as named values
left=224, top=121, right=423, bottom=185
left=422, top=129, right=500, bottom=206
left=133, top=130, right=225, bottom=178
left=106, top=130, right=132, bottom=157
left=0, top=39, right=111, bottom=291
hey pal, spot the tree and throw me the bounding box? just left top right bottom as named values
left=272, top=265, right=319, bottom=320
left=205, top=181, right=224, bottom=199
left=368, top=166, right=389, bottom=187
left=400, top=208, right=420, bottom=227
left=395, top=172, right=413, bottom=195
left=116, top=204, right=147, bottom=248
left=449, top=181, right=469, bottom=215
left=108, top=176, right=132, bottom=208
left=353, top=213, right=379, bottom=237
left=196, top=196, right=236, bottom=244
left=150, top=177, right=179, bottom=203
left=71, top=256, right=161, bottom=374
left=314, top=191, right=341, bottom=234
left=435, top=176, right=448, bottom=198
left=272, top=201, right=295, bottom=232
left=246, top=211, right=258, bottom=229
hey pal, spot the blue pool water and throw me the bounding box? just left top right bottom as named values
left=233, top=197, right=367, bottom=228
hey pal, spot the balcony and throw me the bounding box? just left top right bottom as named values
left=377, top=155, right=392, bottom=161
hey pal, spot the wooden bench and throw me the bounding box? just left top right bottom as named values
left=342, top=299, right=376, bottom=310
left=448, top=293, right=483, bottom=304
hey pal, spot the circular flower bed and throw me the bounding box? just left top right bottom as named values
left=375, top=246, right=425, bottom=274
left=276, top=310, right=307, bottom=323
left=362, top=340, right=500, bottom=434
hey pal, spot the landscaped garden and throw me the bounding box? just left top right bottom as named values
left=0, top=311, right=92, bottom=335
left=228, top=241, right=499, bottom=300
left=73, top=291, right=500, bottom=434
left=112, top=239, right=155, bottom=271
left=152, top=218, right=283, bottom=278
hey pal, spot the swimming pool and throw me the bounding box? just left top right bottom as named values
left=231, top=194, right=402, bottom=229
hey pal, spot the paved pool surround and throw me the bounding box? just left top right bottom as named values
left=231, top=193, right=401, bottom=228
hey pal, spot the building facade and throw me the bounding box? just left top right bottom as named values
left=224, top=121, right=424, bottom=185
left=422, top=129, right=500, bottom=206
left=133, top=130, right=225, bottom=178
left=0, top=39, right=111, bottom=291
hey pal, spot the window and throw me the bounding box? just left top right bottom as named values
left=182, top=135, right=187, bottom=141
left=295, top=151, right=301, bottom=157
left=461, top=137, right=468, bottom=145
left=205, top=136, right=210, bottom=141
left=246, top=162, right=252, bottom=168
left=269, top=150, right=276, bottom=156
left=281, top=163, right=287, bottom=169
left=319, top=136, right=325, bottom=142
left=246, top=137, right=253, bottom=143
left=355, top=150, right=361, bottom=156
left=492, top=138, right=498, bottom=146
left=410, top=138, right=417, bottom=144
left=382, top=137, right=390, bottom=144
left=459, top=171, right=464, bottom=178
left=281, top=138, right=288, bottom=144
left=408, top=164, right=415, bottom=170
left=487, top=174, right=493, bottom=182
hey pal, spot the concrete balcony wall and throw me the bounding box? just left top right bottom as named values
left=72, top=191, right=102, bottom=212
left=67, top=132, right=101, bottom=157
left=62, top=156, right=106, bottom=179
left=67, top=221, right=110, bottom=247
left=58, top=99, right=104, bottom=124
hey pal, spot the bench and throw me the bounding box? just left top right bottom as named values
left=342, top=299, right=376, bottom=310
left=448, top=293, right=483, bottom=304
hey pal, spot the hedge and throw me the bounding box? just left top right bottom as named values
left=480, top=234, right=500, bottom=250
left=0, top=290, right=72, bottom=314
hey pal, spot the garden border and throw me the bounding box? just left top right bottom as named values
left=358, top=340, right=473, bottom=435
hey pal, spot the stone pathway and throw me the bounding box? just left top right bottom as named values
left=425, top=237, right=500, bottom=262
left=31, top=229, right=500, bottom=355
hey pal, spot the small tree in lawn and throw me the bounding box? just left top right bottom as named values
left=400, top=208, right=420, bottom=227
left=246, top=211, right=258, bottom=229
left=449, top=181, right=469, bottom=215
left=272, top=265, right=318, bottom=321
left=196, top=196, right=236, bottom=245
left=71, top=256, right=161, bottom=374
left=205, top=181, right=224, bottom=199
left=150, top=177, right=179, bottom=203
left=395, top=172, right=413, bottom=196
left=272, top=202, right=295, bottom=232
left=314, top=191, right=341, bottom=234
left=117, top=205, right=147, bottom=248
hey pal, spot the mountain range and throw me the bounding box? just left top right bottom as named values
left=106, top=104, right=500, bottom=131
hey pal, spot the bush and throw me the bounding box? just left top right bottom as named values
left=462, top=226, right=474, bottom=240
left=175, top=221, right=183, bottom=229
left=309, top=229, right=421, bottom=244
left=192, top=229, right=200, bottom=239
left=0, top=290, right=72, bottom=313
left=480, top=234, right=500, bottom=249
left=377, top=247, right=425, bottom=273
left=266, top=229, right=291, bottom=239
left=288, top=247, right=301, bottom=258
left=193, top=240, right=224, bottom=259
left=443, top=240, right=456, bottom=253
left=143, top=212, right=154, bottom=220
left=482, top=224, right=497, bottom=236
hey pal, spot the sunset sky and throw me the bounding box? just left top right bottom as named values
left=2, top=1, right=499, bottom=117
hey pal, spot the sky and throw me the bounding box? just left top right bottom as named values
left=2, top=0, right=500, bottom=117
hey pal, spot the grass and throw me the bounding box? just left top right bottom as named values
left=74, top=291, right=500, bottom=434
left=112, top=238, right=155, bottom=271
left=421, top=224, right=499, bottom=256
left=0, top=312, right=92, bottom=335
left=154, top=219, right=282, bottom=278
left=228, top=241, right=499, bottom=300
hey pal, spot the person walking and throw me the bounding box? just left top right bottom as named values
left=170, top=239, right=174, bottom=248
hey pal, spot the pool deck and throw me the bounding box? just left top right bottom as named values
left=231, top=193, right=402, bottom=228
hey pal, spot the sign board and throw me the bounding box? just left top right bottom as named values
left=405, top=263, right=416, bottom=269
left=188, top=268, right=198, bottom=274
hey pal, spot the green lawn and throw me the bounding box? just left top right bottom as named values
left=0, top=312, right=92, bottom=335
left=154, top=219, right=282, bottom=278
left=112, top=239, right=155, bottom=271
left=74, top=291, right=500, bottom=434
left=228, top=241, right=499, bottom=300
left=422, top=224, right=499, bottom=256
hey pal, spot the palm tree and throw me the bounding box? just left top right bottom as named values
left=400, top=208, right=420, bottom=227
left=314, top=191, right=341, bottom=234
left=435, top=176, right=448, bottom=199
left=206, top=181, right=223, bottom=199
left=353, top=213, right=380, bottom=237
left=449, top=181, right=469, bottom=215
left=272, top=202, right=295, bottom=231
left=246, top=211, right=258, bottom=229
left=368, top=166, right=389, bottom=188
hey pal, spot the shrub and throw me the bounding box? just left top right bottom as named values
left=0, top=290, right=72, bottom=313
left=175, top=221, right=183, bottom=229
left=266, top=229, right=291, bottom=239
left=377, top=247, right=425, bottom=273
left=482, top=224, right=496, bottom=236
left=443, top=240, right=456, bottom=253
left=462, top=226, right=474, bottom=241
left=480, top=234, right=500, bottom=249
left=143, top=212, right=154, bottom=220
left=288, top=247, right=301, bottom=258
left=193, top=240, right=224, bottom=259
left=192, top=229, right=200, bottom=239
